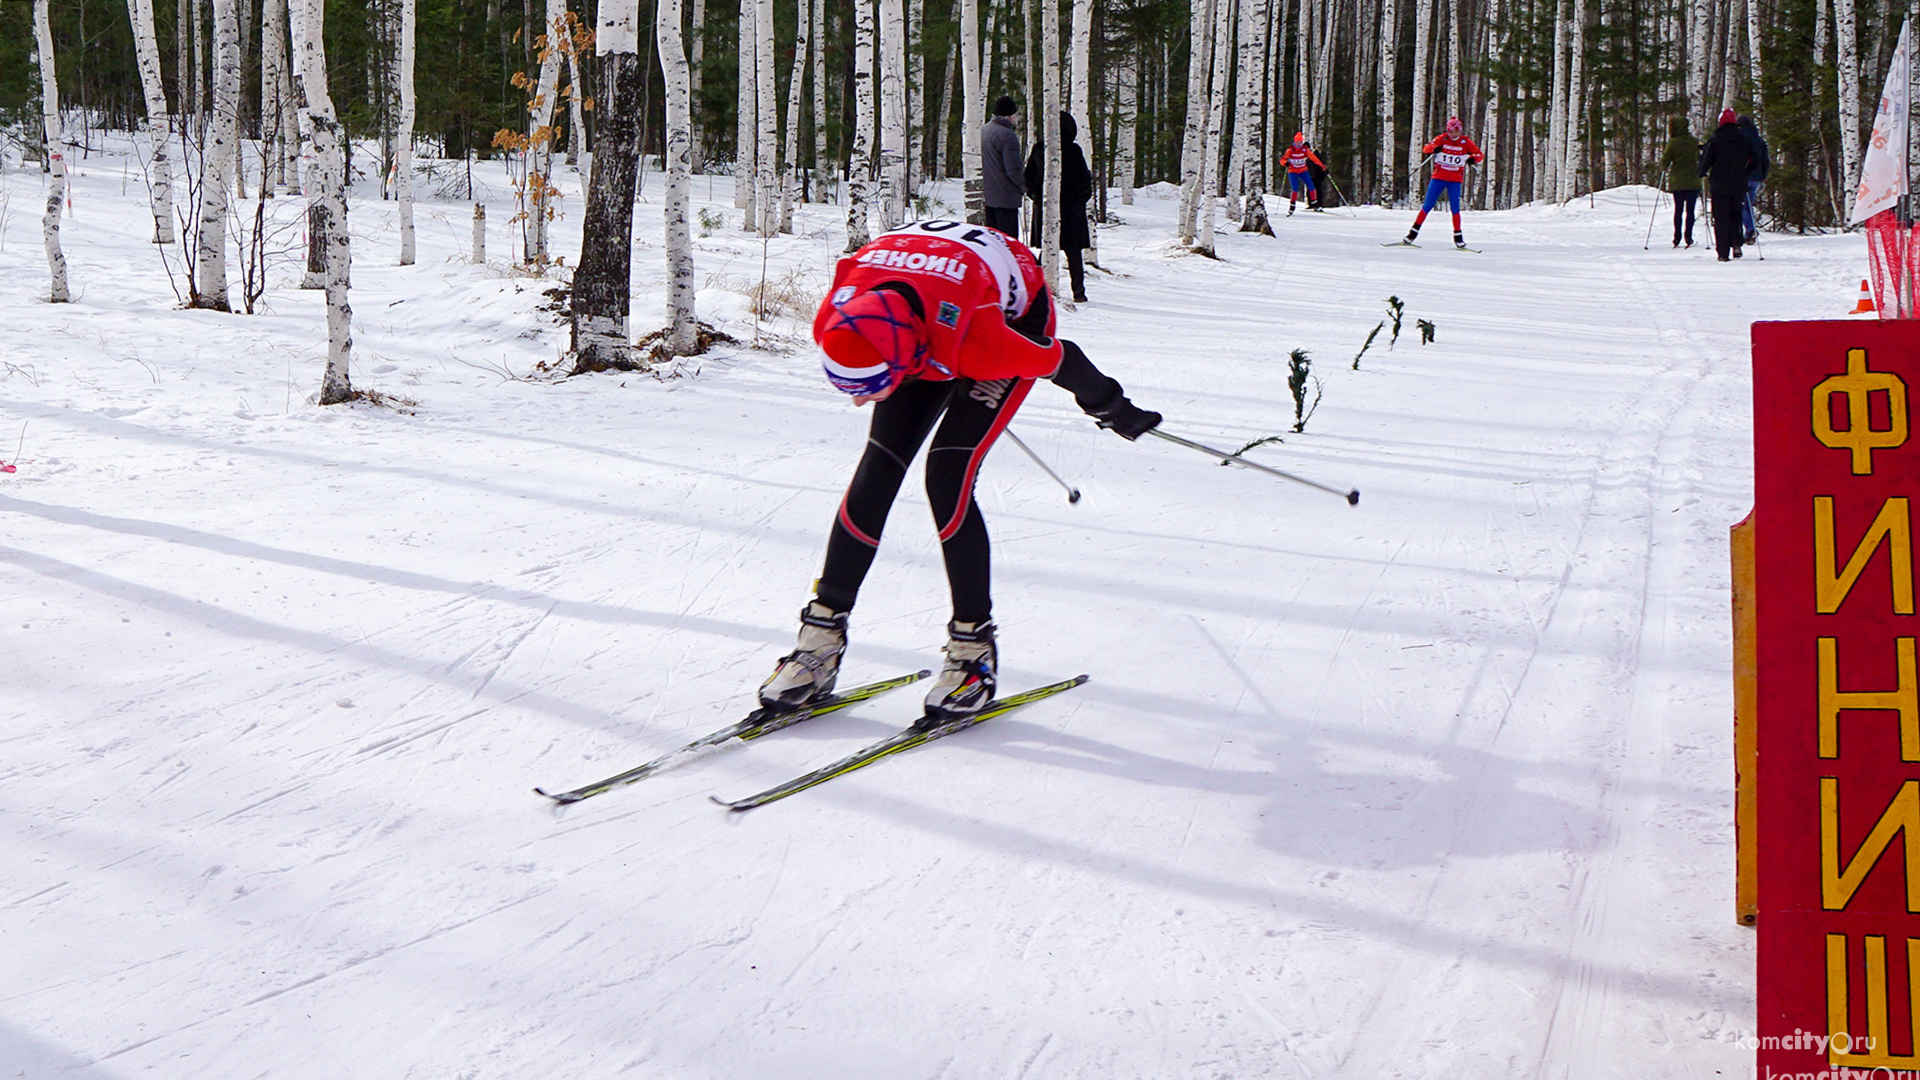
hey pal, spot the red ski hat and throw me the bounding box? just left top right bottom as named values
left=818, top=288, right=926, bottom=398
left=1719, top=107, right=1738, bottom=125
left=1293, top=131, right=1306, bottom=145
left=1445, top=116, right=1463, bottom=133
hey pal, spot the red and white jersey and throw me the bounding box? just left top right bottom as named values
left=1421, top=134, right=1484, bottom=182
left=814, top=221, right=1060, bottom=383
left=1281, top=145, right=1325, bottom=174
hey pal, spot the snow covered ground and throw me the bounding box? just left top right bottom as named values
left=1, top=141, right=1863, bottom=1078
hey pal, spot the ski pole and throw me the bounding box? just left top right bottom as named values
left=1644, top=192, right=1660, bottom=250
left=1146, top=429, right=1359, bottom=506
left=1004, top=429, right=1081, bottom=504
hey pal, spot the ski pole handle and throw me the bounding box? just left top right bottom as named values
left=1147, top=428, right=1359, bottom=506
left=1004, top=429, right=1081, bottom=504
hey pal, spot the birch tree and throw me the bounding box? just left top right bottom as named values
left=878, top=0, right=909, bottom=228
left=659, top=0, right=700, bottom=354
left=781, top=0, right=809, bottom=229
left=846, top=0, right=877, bottom=249
left=128, top=0, right=176, bottom=242
left=1407, top=0, right=1433, bottom=193
left=1559, top=0, right=1585, bottom=201
left=1378, top=0, right=1399, bottom=201
left=1197, top=0, right=1233, bottom=253
left=1177, top=0, right=1214, bottom=240
left=524, top=0, right=567, bottom=263
left=572, top=0, right=645, bottom=370
left=736, top=0, right=755, bottom=219
left=395, top=0, right=416, bottom=264
left=960, top=0, right=983, bottom=221
left=1115, top=43, right=1137, bottom=205
left=689, top=0, right=706, bottom=171
left=192, top=0, right=239, bottom=310
left=754, top=0, right=779, bottom=236
left=1835, top=0, right=1861, bottom=209
left=290, top=0, right=353, bottom=404
left=1040, top=0, right=1062, bottom=290
left=812, top=0, right=828, bottom=201
left=33, top=0, right=68, bottom=303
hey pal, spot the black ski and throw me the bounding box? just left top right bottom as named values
left=712, top=675, right=1089, bottom=812
left=1454, top=245, right=1483, bottom=253
left=536, top=670, right=930, bottom=804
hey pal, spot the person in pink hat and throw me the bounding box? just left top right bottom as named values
left=762, top=220, right=1160, bottom=722
left=1698, top=107, right=1757, bottom=261
left=1398, top=116, right=1485, bottom=249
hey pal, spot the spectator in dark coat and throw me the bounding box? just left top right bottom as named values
left=1698, top=108, right=1755, bottom=261
left=1737, top=114, right=1770, bottom=244
left=980, top=96, right=1025, bottom=239
left=1659, top=117, right=1701, bottom=248
left=1023, top=111, right=1095, bottom=302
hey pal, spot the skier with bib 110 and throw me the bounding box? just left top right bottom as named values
left=1281, top=133, right=1326, bottom=216
left=1400, top=117, right=1485, bottom=249
left=758, top=221, right=1162, bottom=725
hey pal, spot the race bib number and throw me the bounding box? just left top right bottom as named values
left=883, top=221, right=1030, bottom=320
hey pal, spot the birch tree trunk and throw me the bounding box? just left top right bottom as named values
left=1116, top=42, right=1136, bottom=205
left=754, top=0, right=779, bottom=236
left=1069, top=0, right=1092, bottom=133
left=1408, top=0, right=1432, bottom=193
left=931, top=32, right=956, bottom=179
left=525, top=0, right=566, bottom=262
left=290, top=0, right=353, bottom=404
left=565, top=44, right=587, bottom=167
left=845, top=0, right=877, bottom=249
left=396, top=0, right=416, bottom=264
left=689, top=0, right=706, bottom=172
left=907, top=0, right=923, bottom=188
left=572, top=0, right=644, bottom=370
left=193, top=0, right=239, bottom=310
left=33, top=0, right=68, bottom=303
left=1560, top=0, right=1585, bottom=201
left=878, top=0, right=909, bottom=227
left=1197, top=0, right=1232, bottom=252
left=1745, top=0, right=1763, bottom=113
left=1835, top=0, right=1860, bottom=210
left=1040, top=0, right=1061, bottom=291
left=781, top=0, right=808, bottom=229
left=261, top=0, right=285, bottom=191
left=1378, top=0, right=1399, bottom=202
left=812, top=0, right=827, bottom=201
left=1177, top=0, right=1214, bottom=240
left=128, top=0, right=176, bottom=242
left=659, top=0, right=699, bottom=353
left=280, top=2, right=303, bottom=194
left=960, top=0, right=983, bottom=221
left=736, top=0, right=755, bottom=217
left=1688, top=0, right=1712, bottom=123
left=1226, top=0, right=1259, bottom=221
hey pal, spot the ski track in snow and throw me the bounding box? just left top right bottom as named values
left=0, top=149, right=1843, bottom=1077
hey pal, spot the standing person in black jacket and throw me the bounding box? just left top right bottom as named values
left=1023, top=111, right=1094, bottom=303
left=980, top=97, right=1025, bottom=239
left=1737, top=114, right=1770, bottom=244
left=1698, top=108, right=1755, bottom=262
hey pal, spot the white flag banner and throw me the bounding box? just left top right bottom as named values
left=1852, top=18, right=1912, bottom=225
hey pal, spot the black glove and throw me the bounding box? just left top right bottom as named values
left=1090, top=397, right=1162, bottom=441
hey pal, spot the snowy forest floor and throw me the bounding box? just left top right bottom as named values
left=0, top=141, right=1865, bottom=1078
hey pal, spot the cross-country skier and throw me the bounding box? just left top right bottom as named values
left=1281, top=133, right=1325, bottom=216
left=1399, top=117, right=1485, bottom=249
left=759, top=221, right=1162, bottom=722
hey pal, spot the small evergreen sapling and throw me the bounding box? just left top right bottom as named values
left=1287, top=348, right=1321, bottom=433
left=1386, top=295, right=1406, bottom=348
left=1417, top=318, right=1436, bottom=345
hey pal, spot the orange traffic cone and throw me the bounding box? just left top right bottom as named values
left=1851, top=280, right=1878, bottom=315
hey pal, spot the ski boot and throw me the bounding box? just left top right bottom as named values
left=920, top=618, right=997, bottom=725
left=758, top=601, right=848, bottom=710
left=1287, top=202, right=1296, bottom=217
left=1403, top=224, right=1421, bottom=245
left=1454, top=231, right=1469, bottom=249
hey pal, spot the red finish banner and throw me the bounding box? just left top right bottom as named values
left=1755, top=320, right=1920, bottom=1077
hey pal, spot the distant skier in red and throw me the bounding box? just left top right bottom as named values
left=1400, top=117, right=1485, bottom=249
left=1280, top=133, right=1325, bottom=217
left=759, top=221, right=1160, bottom=724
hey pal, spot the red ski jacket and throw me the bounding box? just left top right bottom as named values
left=1281, top=145, right=1325, bottom=174
left=1421, top=134, right=1484, bottom=182
left=814, top=222, right=1062, bottom=383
